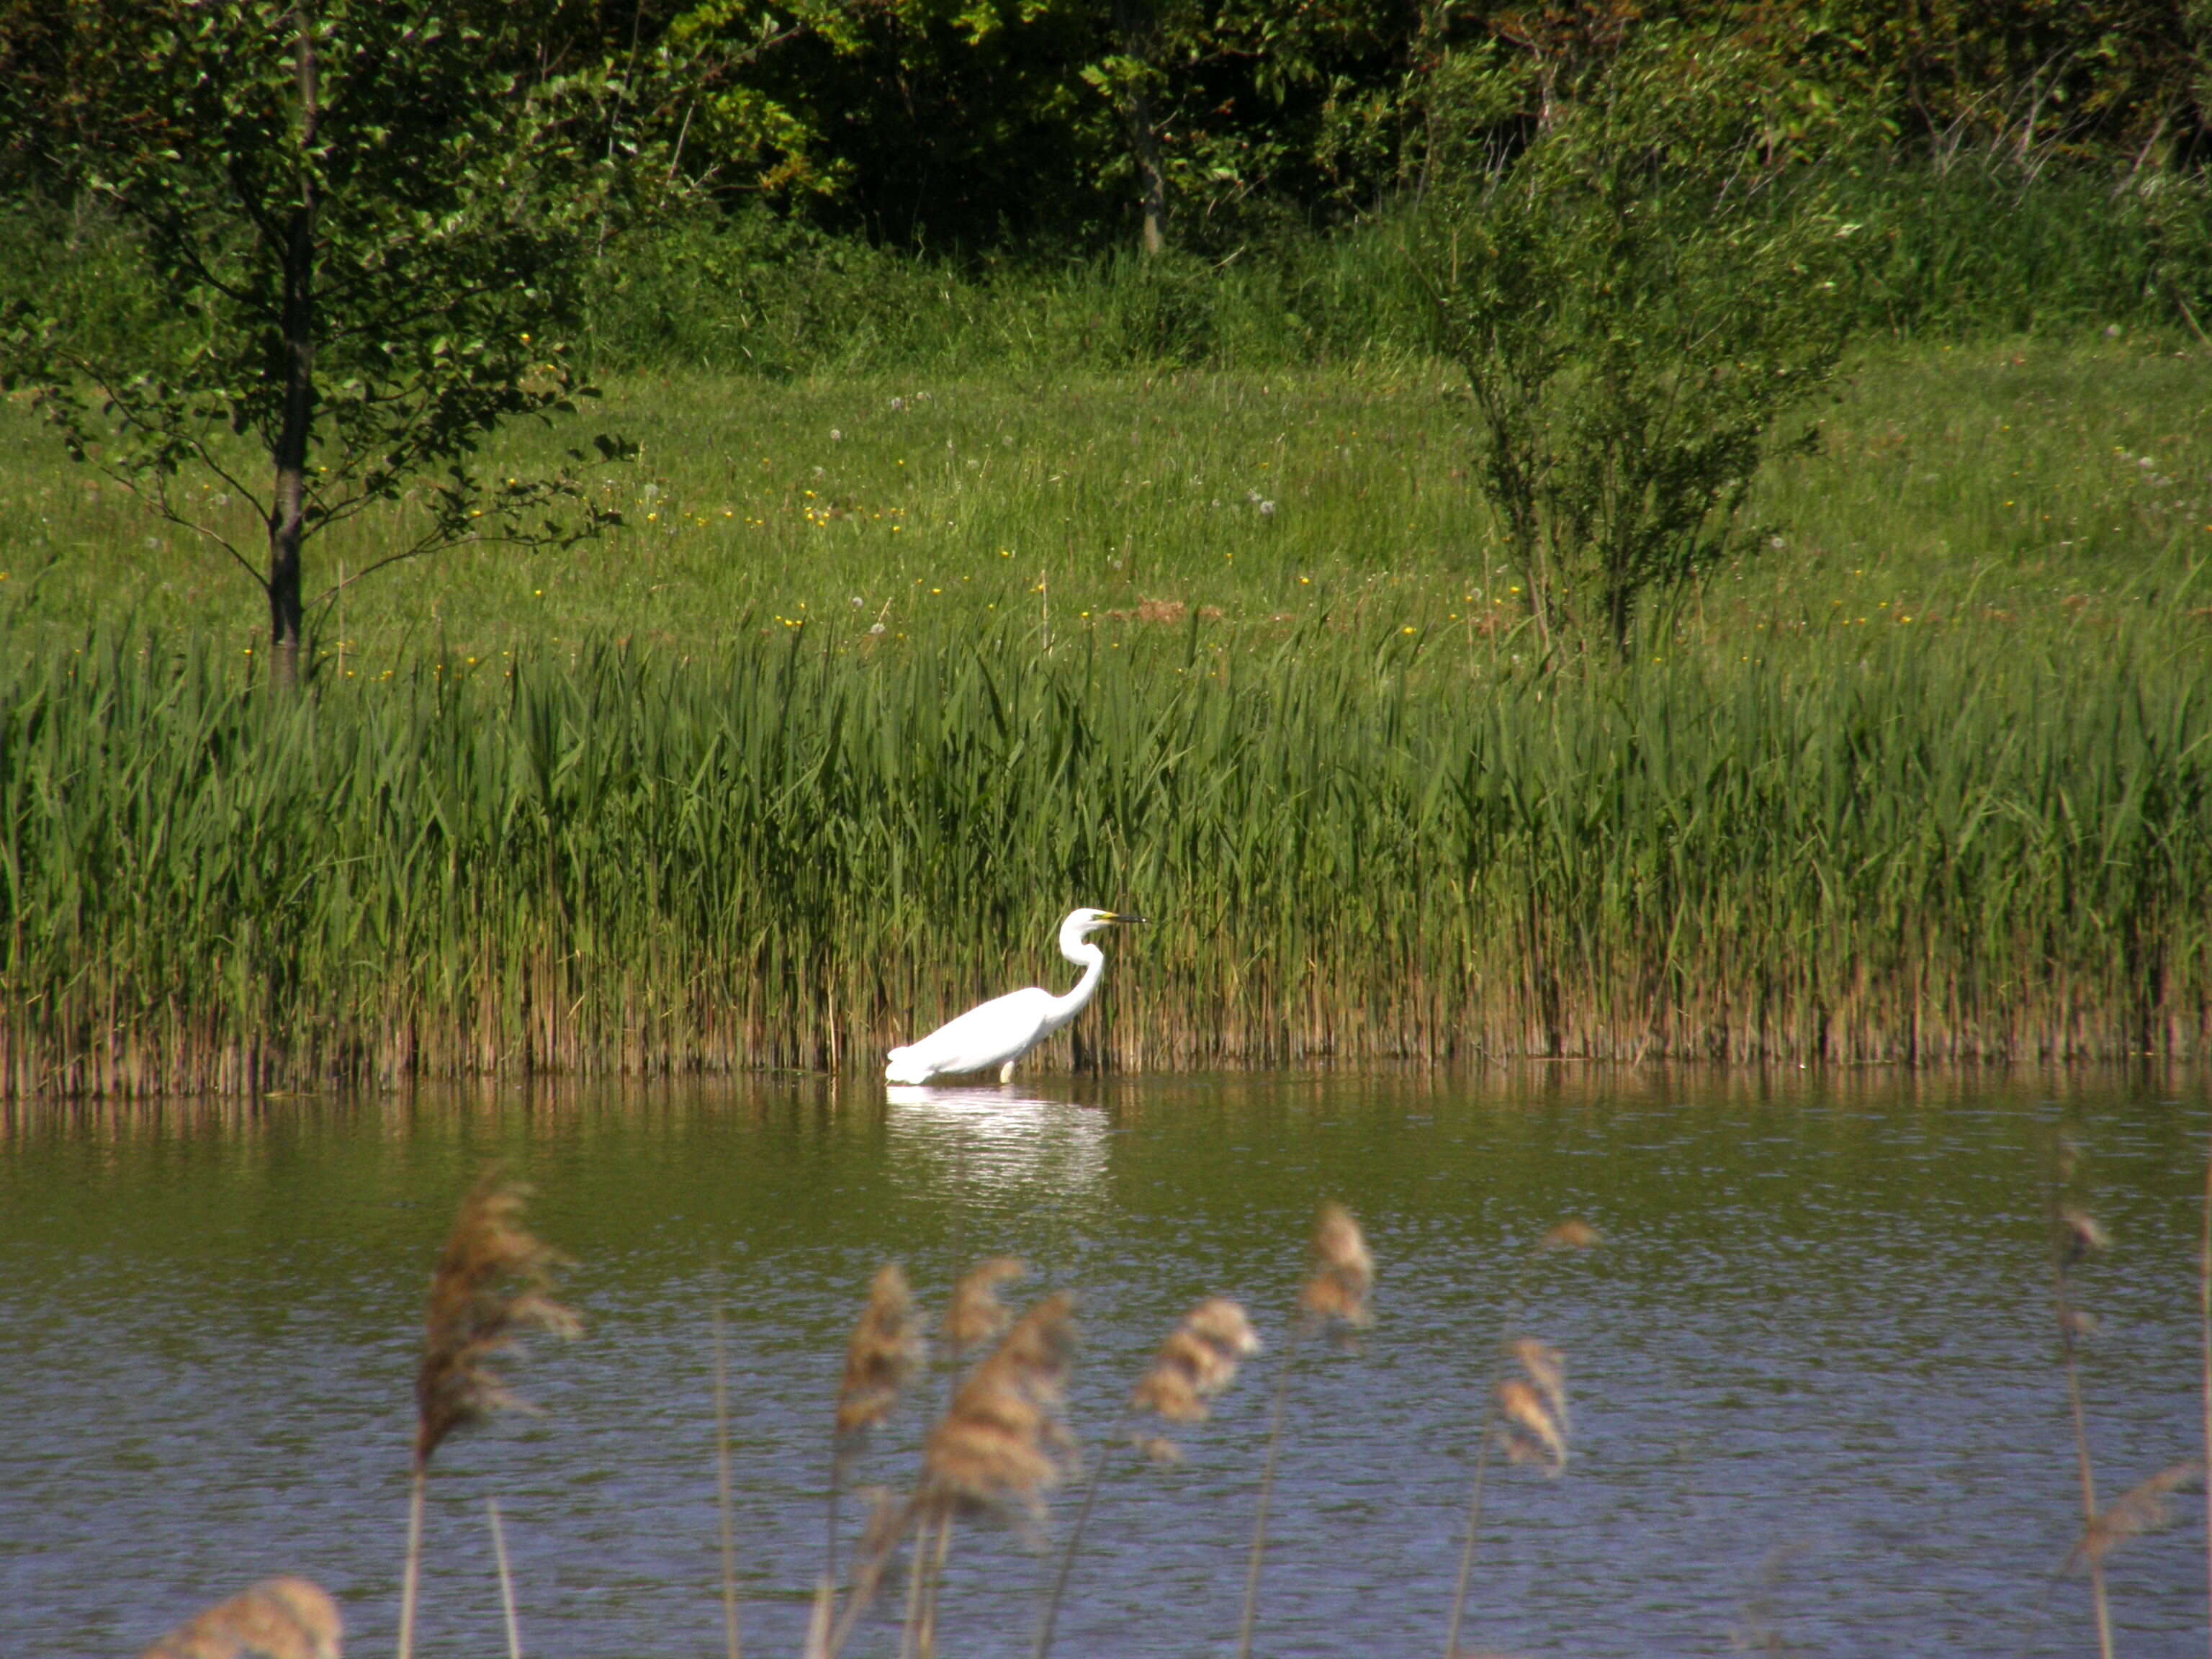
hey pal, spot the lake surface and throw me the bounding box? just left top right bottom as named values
left=2, top=1069, right=2206, bottom=1659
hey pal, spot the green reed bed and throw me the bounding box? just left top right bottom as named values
left=2, top=606, right=2206, bottom=1097
left=1, top=343, right=2208, bottom=1092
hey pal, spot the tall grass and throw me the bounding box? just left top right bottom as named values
left=577, top=218, right=1434, bottom=378
left=1829, top=161, right=2212, bottom=342
left=1, top=599, right=2206, bottom=1096
left=566, top=164, right=2212, bottom=380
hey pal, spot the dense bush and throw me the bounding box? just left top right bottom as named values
left=565, top=163, right=2212, bottom=378
left=573, top=208, right=1434, bottom=374
left=1413, top=32, right=1856, bottom=651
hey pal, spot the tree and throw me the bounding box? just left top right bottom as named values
left=1078, top=0, right=1413, bottom=255
left=1414, top=27, right=1859, bottom=654
left=1, top=0, right=627, bottom=684
left=649, top=0, right=1424, bottom=254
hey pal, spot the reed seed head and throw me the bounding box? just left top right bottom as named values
left=413, top=1167, right=582, bottom=1473
left=138, top=1578, right=342, bottom=1659
left=1508, top=1337, right=1568, bottom=1433
left=1298, top=1202, right=1374, bottom=1331
left=1495, top=1337, right=1570, bottom=1475
left=1131, top=1297, right=1262, bottom=1426
left=945, top=1256, right=1027, bottom=1354
left=2067, top=1459, right=2206, bottom=1570
left=922, top=1290, right=1078, bottom=1519
left=1541, top=1218, right=1601, bottom=1251
left=836, top=1263, right=926, bottom=1438
left=2057, top=1206, right=2109, bottom=1264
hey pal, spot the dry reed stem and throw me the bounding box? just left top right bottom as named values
left=897, top=1292, right=1079, bottom=1659
left=2051, top=1182, right=2114, bottom=1659
left=2067, top=1460, right=2208, bottom=1573
left=1444, top=1220, right=1599, bottom=1659
left=912, top=1511, right=954, bottom=1659
left=823, top=1489, right=911, bottom=1659
left=138, top=1578, right=341, bottom=1659
left=868, top=1292, right=1078, bottom=1659
left=828, top=1262, right=923, bottom=1588
left=1036, top=1298, right=1260, bottom=1659
left=1236, top=1343, right=1295, bottom=1659
left=2201, top=1148, right=2211, bottom=1659
left=713, top=1303, right=743, bottom=1659
left=802, top=1578, right=834, bottom=1659
left=401, top=1169, right=579, bottom=1659
left=899, top=1519, right=932, bottom=1659
left=487, top=1498, right=522, bottom=1659
left=854, top=1485, right=906, bottom=1563
left=399, top=1472, right=428, bottom=1659
left=1244, top=1205, right=1375, bottom=1659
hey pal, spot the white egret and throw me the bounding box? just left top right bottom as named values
left=884, top=907, right=1145, bottom=1086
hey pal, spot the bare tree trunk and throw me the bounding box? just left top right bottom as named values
left=1114, top=0, right=1166, bottom=255
left=1131, top=86, right=1166, bottom=255
left=268, top=9, right=319, bottom=688
left=1409, top=0, right=1452, bottom=200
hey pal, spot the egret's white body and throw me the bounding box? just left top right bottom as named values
left=885, top=907, right=1143, bottom=1086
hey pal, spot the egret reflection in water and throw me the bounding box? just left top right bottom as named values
left=884, top=1084, right=1112, bottom=1200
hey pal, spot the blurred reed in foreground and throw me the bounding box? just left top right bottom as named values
left=1036, top=1297, right=1260, bottom=1659
left=400, top=1170, right=580, bottom=1659
left=129, top=1165, right=2202, bottom=1659
left=138, top=1578, right=341, bottom=1659
left=1240, top=1202, right=1375, bottom=1659
left=1444, top=1218, right=1600, bottom=1659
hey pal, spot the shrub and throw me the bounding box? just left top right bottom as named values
left=1413, top=31, right=1859, bottom=653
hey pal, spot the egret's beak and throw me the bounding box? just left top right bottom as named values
left=1103, top=911, right=1147, bottom=925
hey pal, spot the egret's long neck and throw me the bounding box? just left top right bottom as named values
left=1043, top=940, right=1107, bottom=1031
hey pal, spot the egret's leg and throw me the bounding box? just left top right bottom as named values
left=999, top=1060, right=1016, bottom=1084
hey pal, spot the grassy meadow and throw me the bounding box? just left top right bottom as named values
left=2, top=338, right=2210, bottom=1093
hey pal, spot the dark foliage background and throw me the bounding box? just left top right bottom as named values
left=4, top=0, right=2210, bottom=371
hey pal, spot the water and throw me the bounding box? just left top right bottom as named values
left=1, top=1071, right=2206, bottom=1659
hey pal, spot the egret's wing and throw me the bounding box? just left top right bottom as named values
left=895, top=987, right=1054, bottom=1077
